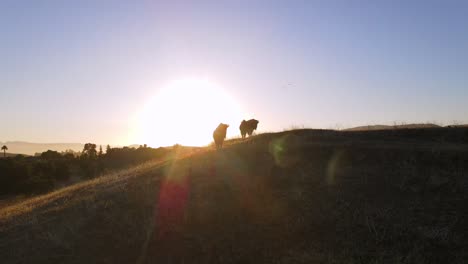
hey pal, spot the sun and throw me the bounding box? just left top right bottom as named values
left=137, top=78, right=244, bottom=147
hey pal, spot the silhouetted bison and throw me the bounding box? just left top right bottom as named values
left=240, top=119, right=259, bottom=139
left=213, top=123, right=229, bottom=149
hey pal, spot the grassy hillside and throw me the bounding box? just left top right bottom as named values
left=1, top=128, right=468, bottom=263
left=344, top=123, right=442, bottom=131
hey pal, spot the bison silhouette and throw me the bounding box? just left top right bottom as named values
left=239, top=119, right=259, bottom=139
left=213, top=123, right=229, bottom=149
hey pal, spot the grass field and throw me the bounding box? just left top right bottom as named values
left=1, top=128, right=468, bottom=263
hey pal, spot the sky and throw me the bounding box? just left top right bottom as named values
left=1, top=0, right=467, bottom=147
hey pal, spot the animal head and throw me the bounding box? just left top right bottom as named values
left=248, top=119, right=259, bottom=129
left=218, top=123, right=229, bottom=131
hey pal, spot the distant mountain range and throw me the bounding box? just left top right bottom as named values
left=0, top=142, right=142, bottom=156
left=0, top=142, right=85, bottom=156
left=0, top=152, right=28, bottom=158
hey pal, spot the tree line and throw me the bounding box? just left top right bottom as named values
left=0, top=144, right=170, bottom=196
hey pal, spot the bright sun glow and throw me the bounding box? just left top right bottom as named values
left=137, top=78, right=245, bottom=147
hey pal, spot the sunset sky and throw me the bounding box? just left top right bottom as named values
left=1, top=1, right=467, bottom=147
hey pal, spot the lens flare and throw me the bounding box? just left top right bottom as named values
left=269, top=134, right=301, bottom=168
left=326, top=150, right=345, bottom=185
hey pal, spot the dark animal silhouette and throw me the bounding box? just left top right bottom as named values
left=213, top=123, right=229, bottom=149
left=239, top=119, right=259, bottom=139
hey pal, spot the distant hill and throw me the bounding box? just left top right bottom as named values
left=0, top=142, right=148, bottom=156
left=0, top=152, right=30, bottom=158
left=0, top=141, right=84, bottom=156
left=344, top=123, right=441, bottom=131
left=447, top=124, right=468, bottom=128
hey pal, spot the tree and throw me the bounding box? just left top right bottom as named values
left=98, top=145, right=103, bottom=157
left=63, top=149, right=78, bottom=157
left=82, top=143, right=97, bottom=159
left=40, top=150, right=61, bottom=160
left=106, top=144, right=111, bottom=154
left=1, top=145, right=7, bottom=158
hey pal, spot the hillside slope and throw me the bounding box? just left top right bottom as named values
left=1, top=128, right=468, bottom=263
left=344, top=123, right=442, bottom=131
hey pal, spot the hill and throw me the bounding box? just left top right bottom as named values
left=0, top=141, right=85, bottom=155
left=447, top=124, right=468, bottom=128
left=1, top=128, right=468, bottom=263
left=0, top=152, right=29, bottom=158
left=0, top=142, right=149, bottom=156
left=344, top=123, right=441, bottom=131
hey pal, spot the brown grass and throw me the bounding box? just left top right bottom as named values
left=1, top=128, right=468, bottom=263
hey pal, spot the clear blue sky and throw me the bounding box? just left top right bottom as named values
left=1, top=0, right=467, bottom=146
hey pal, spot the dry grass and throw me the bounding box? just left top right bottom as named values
left=1, top=128, right=468, bottom=263
left=0, top=160, right=158, bottom=222
left=0, top=147, right=200, bottom=225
